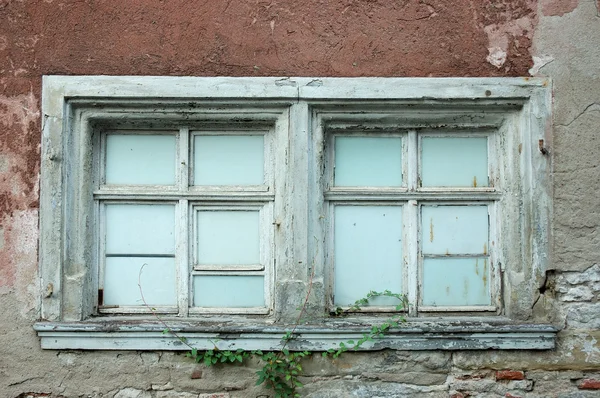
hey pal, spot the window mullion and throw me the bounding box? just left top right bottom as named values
left=178, top=127, right=190, bottom=316
left=407, top=130, right=418, bottom=191
left=406, top=199, right=419, bottom=317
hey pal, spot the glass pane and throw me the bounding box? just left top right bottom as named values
left=334, top=136, right=403, bottom=187
left=105, top=134, right=176, bottom=185
left=422, top=257, right=490, bottom=306
left=106, top=204, right=175, bottom=255
left=197, top=210, right=260, bottom=265
left=194, top=135, right=264, bottom=185
left=193, top=275, right=264, bottom=307
left=421, top=137, right=488, bottom=187
left=104, top=257, right=176, bottom=306
left=334, top=206, right=403, bottom=306
left=422, top=205, right=488, bottom=255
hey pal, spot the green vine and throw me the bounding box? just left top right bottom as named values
left=139, top=264, right=407, bottom=397
left=183, top=290, right=407, bottom=397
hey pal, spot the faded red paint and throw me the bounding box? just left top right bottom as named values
left=542, top=0, right=579, bottom=16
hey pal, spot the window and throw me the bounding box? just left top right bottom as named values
left=36, top=76, right=556, bottom=350
left=97, top=128, right=276, bottom=315
left=324, top=130, right=497, bottom=313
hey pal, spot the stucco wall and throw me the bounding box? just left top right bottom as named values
left=1, top=1, right=599, bottom=397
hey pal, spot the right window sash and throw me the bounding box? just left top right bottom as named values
left=326, top=128, right=501, bottom=315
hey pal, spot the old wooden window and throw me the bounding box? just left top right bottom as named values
left=325, top=131, right=498, bottom=313
left=97, top=129, right=276, bottom=315
left=36, top=76, right=556, bottom=350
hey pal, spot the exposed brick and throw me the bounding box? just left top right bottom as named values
left=191, top=369, right=203, bottom=379
left=496, top=370, right=525, bottom=381
left=505, top=394, right=522, bottom=398
left=578, top=379, right=600, bottom=390
left=450, top=394, right=465, bottom=398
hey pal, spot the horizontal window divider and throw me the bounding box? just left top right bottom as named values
left=417, top=188, right=499, bottom=194
left=193, top=264, right=265, bottom=272
left=329, top=306, right=408, bottom=314
left=325, top=192, right=501, bottom=201
left=418, top=306, right=497, bottom=312
left=34, top=320, right=557, bottom=351
left=94, top=193, right=275, bottom=201
left=105, top=253, right=175, bottom=258
left=98, top=306, right=179, bottom=315
left=191, top=270, right=265, bottom=276
left=422, top=254, right=489, bottom=259
left=188, top=307, right=270, bottom=316
left=96, top=186, right=180, bottom=192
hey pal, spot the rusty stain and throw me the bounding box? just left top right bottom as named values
left=429, top=217, right=434, bottom=242
left=483, top=243, right=488, bottom=255
left=518, top=143, right=523, bottom=154
left=473, top=176, right=478, bottom=187
left=445, top=249, right=450, bottom=256
left=485, top=90, right=492, bottom=97
left=475, top=258, right=480, bottom=276
left=482, top=259, right=488, bottom=287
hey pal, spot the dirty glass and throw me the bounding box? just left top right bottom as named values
left=104, top=204, right=176, bottom=306
left=334, top=205, right=403, bottom=306
left=105, top=204, right=175, bottom=255
left=334, top=136, right=403, bottom=187
left=105, top=134, right=176, bottom=185
left=422, top=258, right=491, bottom=306
left=193, top=275, right=264, bottom=307
left=104, top=257, right=176, bottom=306
left=421, top=137, right=488, bottom=187
left=422, top=205, right=488, bottom=255
left=196, top=210, right=260, bottom=265
left=194, top=135, right=264, bottom=185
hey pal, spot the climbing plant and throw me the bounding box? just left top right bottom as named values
left=139, top=264, right=408, bottom=398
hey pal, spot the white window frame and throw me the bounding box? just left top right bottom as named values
left=35, top=76, right=556, bottom=351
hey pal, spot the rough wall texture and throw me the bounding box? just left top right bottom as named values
left=1, top=0, right=599, bottom=397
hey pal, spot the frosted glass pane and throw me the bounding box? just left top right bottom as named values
left=105, top=134, right=176, bottom=185
left=422, top=258, right=490, bottom=306
left=197, top=210, right=260, bottom=265
left=334, top=136, right=402, bottom=187
left=421, top=137, right=488, bottom=187
left=422, top=205, right=488, bottom=255
left=104, top=257, right=176, bottom=306
left=193, top=276, right=264, bottom=307
left=106, top=204, right=175, bottom=255
left=334, top=206, right=403, bottom=306
left=194, top=135, right=264, bottom=185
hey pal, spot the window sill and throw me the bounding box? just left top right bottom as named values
left=34, top=318, right=557, bottom=351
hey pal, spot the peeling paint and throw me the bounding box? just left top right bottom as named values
left=542, top=0, right=579, bottom=16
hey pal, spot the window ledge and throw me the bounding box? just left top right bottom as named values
left=34, top=319, right=557, bottom=351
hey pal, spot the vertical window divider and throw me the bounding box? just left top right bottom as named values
left=178, top=127, right=190, bottom=316
left=406, top=130, right=419, bottom=316
left=406, top=199, right=419, bottom=317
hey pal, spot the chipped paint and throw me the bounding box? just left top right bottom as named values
left=429, top=217, right=434, bottom=242
left=542, top=0, right=579, bottom=16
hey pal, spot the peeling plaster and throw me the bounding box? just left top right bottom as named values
left=484, top=15, right=535, bottom=68
left=542, top=0, right=579, bottom=17
left=0, top=210, right=39, bottom=314
left=529, top=54, right=554, bottom=75
left=581, top=335, right=600, bottom=363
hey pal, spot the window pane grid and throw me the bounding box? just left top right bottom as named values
left=96, top=126, right=274, bottom=315
left=326, top=129, right=498, bottom=315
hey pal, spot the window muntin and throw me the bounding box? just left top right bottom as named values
left=325, top=127, right=499, bottom=314
left=96, top=127, right=275, bottom=315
